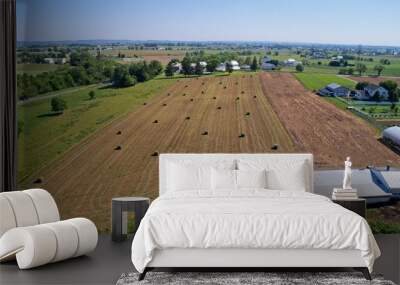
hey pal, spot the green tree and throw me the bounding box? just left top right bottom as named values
left=355, top=63, right=367, bottom=76
left=195, top=61, right=203, bottom=76
left=355, top=81, right=369, bottom=90
left=206, top=58, right=219, bottom=72
left=225, top=62, right=233, bottom=73
left=112, top=65, right=136, bottom=87
left=51, top=97, right=67, bottom=113
left=89, top=90, right=96, bottom=100
left=181, top=57, right=192, bottom=76
left=380, top=80, right=399, bottom=102
left=250, top=56, right=258, bottom=71
left=244, top=56, right=252, bottom=65
left=295, top=64, right=304, bottom=72
left=164, top=61, right=175, bottom=77
left=374, top=65, right=384, bottom=76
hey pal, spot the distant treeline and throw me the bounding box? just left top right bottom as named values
left=17, top=51, right=162, bottom=100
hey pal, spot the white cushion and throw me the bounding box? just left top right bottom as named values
left=167, top=162, right=212, bottom=191
left=0, top=196, right=16, bottom=237
left=238, top=159, right=309, bottom=191
left=212, top=168, right=237, bottom=190
left=0, top=192, right=39, bottom=227
left=237, top=169, right=268, bottom=189
left=24, top=189, right=60, bottom=224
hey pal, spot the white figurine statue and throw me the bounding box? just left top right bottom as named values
left=342, top=157, right=352, bottom=190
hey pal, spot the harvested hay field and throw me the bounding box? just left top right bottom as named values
left=28, top=74, right=295, bottom=231
left=259, top=72, right=400, bottom=169
left=348, top=76, right=400, bottom=85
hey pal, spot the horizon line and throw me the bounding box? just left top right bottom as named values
left=17, top=39, right=400, bottom=49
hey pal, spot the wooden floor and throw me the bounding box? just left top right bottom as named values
left=0, top=234, right=398, bottom=285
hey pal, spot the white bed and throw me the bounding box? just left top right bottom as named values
left=131, top=154, right=380, bottom=280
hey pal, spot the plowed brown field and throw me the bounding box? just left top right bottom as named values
left=259, top=72, right=400, bottom=168
left=31, top=74, right=295, bottom=230
left=348, top=76, right=400, bottom=85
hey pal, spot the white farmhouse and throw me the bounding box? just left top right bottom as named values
left=215, top=63, right=226, bottom=72
left=284, top=58, right=301, bottom=66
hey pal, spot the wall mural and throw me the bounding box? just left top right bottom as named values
left=16, top=0, right=400, bottom=233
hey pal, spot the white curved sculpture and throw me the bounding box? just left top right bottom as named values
left=342, top=157, right=352, bottom=190
left=0, top=189, right=98, bottom=269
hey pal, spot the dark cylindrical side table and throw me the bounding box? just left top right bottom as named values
left=112, top=197, right=150, bottom=242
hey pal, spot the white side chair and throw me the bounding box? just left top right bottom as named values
left=0, top=189, right=98, bottom=269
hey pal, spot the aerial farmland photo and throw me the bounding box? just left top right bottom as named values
left=15, top=0, right=400, bottom=236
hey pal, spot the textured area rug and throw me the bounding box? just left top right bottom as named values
left=116, top=272, right=395, bottom=285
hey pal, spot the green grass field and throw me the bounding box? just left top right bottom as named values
left=17, top=63, right=62, bottom=75
left=294, top=73, right=356, bottom=91
left=18, top=77, right=177, bottom=184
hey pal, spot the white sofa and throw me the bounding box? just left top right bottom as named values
left=0, top=189, right=98, bottom=269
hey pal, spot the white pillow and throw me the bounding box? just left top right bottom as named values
left=167, top=163, right=211, bottom=191
left=236, top=169, right=268, bottom=189
left=211, top=168, right=236, bottom=190
left=237, top=159, right=309, bottom=191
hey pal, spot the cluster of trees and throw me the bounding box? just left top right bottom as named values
left=112, top=60, right=162, bottom=87
left=17, top=47, right=70, bottom=64
left=17, top=51, right=163, bottom=99
left=17, top=51, right=115, bottom=100
left=380, top=58, right=391, bottom=65
left=355, top=80, right=400, bottom=102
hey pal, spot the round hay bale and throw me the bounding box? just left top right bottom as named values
left=201, top=91, right=205, bottom=94
left=185, top=116, right=191, bottom=120
left=153, top=120, right=158, bottom=123
left=213, top=97, right=217, bottom=100
left=236, top=97, right=240, bottom=100
left=167, top=93, right=170, bottom=96
left=245, top=112, right=250, bottom=116
left=115, top=145, right=122, bottom=150
left=271, top=144, right=279, bottom=150
left=163, top=103, right=167, bottom=106
left=190, top=98, right=194, bottom=102
left=253, top=95, right=257, bottom=98
left=33, top=177, right=43, bottom=184
left=224, top=86, right=227, bottom=89
left=202, top=131, right=208, bottom=136
left=151, top=151, right=159, bottom=157
left=239, top=133, right=245, bottom=138
left=182, top=93, right=186, bottom=96
left=116, top=131, right=122, bottom=135
left=217, top=106, right=222, bottom=110
left=241, top=91, right=245, bottom=94
left=143, top=102, right=147, bottom=105
left=219, top=82, right=222, bottom=85
left=202, top=82, right=205, bottom=85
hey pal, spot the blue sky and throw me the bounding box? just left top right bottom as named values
left=17, top=0, right=400, bottom=46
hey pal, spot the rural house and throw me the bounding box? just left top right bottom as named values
left=284, top=58, right=301, bottom=66
left=318, top=83, right=351, bottom=97
left=227, top=60, right=240, bottom=70
left=354, top=84, right=389, bottom=101
left=215, top=63, right=226, bottom=72
left=261, top=57, right=276, bottom=70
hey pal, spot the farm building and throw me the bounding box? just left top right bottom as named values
left=171, top=62, right=182, bottom=73
left=284, top=58, right=301, bottom=66
left=318, top=83, right=351, bottom=97
left=227, top=60, right=240, bottom=70
left=354, top=84, right=389, bottom=101
left=215, top=63, right=226, bottom=72
left=240, top=64, right=251, bottom=70
left=44, top=57, right=67, bottom=64
left=382, top=126, right=400, bottom=152
left=261, top=63, right=276, bottom=70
